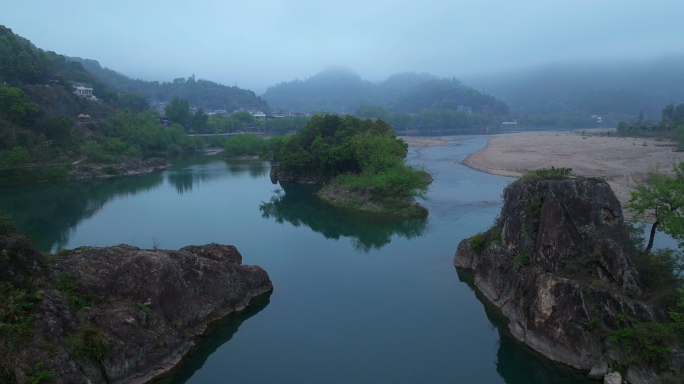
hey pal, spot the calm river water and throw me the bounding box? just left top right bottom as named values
left=0, top=136, right=596, bottom=384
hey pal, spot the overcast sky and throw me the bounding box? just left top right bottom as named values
left=4, top=0, right=684, bottom=93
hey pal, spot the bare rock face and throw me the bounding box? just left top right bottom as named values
left=4, top=241, right=272, bottom=384
left=270, top=166, right=321, bottom=185
left=454, top=177, right=663, bottom=376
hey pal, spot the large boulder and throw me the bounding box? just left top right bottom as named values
left=5, top=241, right=272, bottom=384
left=454, top=177, right=664, bottom=375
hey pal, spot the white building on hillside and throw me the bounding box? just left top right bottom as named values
left=250, top=110, right=266, bottom=119
left=73, top=82, right=97, bottom=100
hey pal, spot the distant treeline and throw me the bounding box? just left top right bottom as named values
left=69, top=57, right=268, bottom=111
left=616, top=102, right=684, bottom=149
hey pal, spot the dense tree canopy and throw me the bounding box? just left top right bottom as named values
left=164, top=96, right=191, bottom=127
left=0, top=87, right=40, bottom=126
left=118, top=92, right=149, bottom=112
left=263, top=114, right=429, bottom=200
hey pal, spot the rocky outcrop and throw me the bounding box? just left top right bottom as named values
left=454, top=177, right=672, bottom=382
left=0, top=234, right=272, bottom=384
left=68, top=157, right=172, bottom=180
left=270, top=166, right=322, bottom=185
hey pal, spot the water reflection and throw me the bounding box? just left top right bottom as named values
left=0, top=173, right=163, bottom=251
left=226, top=160, right=269, bottom=179
left=455, top=268, right=594, bottom=384
left=168, top=172, right=196, bottom=195
left=148, top=294, right=271, bottom=384
left=167, top=160, right=269, bottom=195
left=259, top=183, right=428, bottom=253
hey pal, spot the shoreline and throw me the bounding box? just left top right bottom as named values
left=398, top=136, right=457, bottom=148
left=461, top=130, right=683, bottom=207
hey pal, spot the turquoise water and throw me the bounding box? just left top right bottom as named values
left=0, top=137, right=594, bottom=384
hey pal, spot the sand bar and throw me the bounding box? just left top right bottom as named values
left=463, top=130, right=683, bottom=206
left=399, top=136, right=456, bottom=147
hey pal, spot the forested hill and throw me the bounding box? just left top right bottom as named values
left=0, top=25, right=117, bottom=105
left=67, top=57, right=268, bottom=111
left=262, top=67, right=376, bottom=112
left=262, top=67, right=509, bottom=115
left=463, top=56, right=684, bottom=120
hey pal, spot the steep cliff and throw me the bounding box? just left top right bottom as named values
left=454, top=177, right=681, bottom=383
left=0, top=227, right=272, bottom=384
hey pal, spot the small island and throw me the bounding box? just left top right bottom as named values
left=262, top=114, right=432, bottom=217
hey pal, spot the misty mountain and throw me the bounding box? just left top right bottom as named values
left=463, top=56, right=684, bottom=119
left=392, top=78, right=509, bottom=115
left=263, top=68, right=508, bottom=115
left=68, top=57, right=267, bottom=111
left=262, top=67, right=376, bottom=111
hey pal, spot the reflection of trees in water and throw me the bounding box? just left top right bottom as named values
left=454, top=268, right=594, bottom=384
left=167, top=160, right=269, bottom=195
left=0, top=173, right=164, bottom=252
left=148, top=294, right=271, bottom=384
left=259, top=184, right=427, bottom=253
left=226, top=160, right=268, bottom=179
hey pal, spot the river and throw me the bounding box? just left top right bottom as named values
left=0, top=136, right=596, bottom=383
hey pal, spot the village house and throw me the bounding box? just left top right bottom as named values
left=72, top=82, right=97, bottom=100
left=249, top=110, right=266, bottom=119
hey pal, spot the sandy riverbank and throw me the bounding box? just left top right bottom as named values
left=463, top=130, right=683, bottom=205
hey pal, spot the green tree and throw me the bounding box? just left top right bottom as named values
left=617, top=121, right=629, bottom=134
left=164, top=96, right=191, bottom=127
left=0, top=87, right=40, bottom=126
left=190, top=108, right=209, bottom=132
left=627, top=164, right=684, bottom=252
left=0, top=146, right=31, bottom=168
left=118, top=92, right=149, bottom=112
left=224, top=134, right=264, bottom=157
left=230, top=110, right=256, bottom=125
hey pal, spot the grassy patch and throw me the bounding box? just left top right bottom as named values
left=514, top=252, right=532, bottom=266
left=65, top=323, right=108, bottom=362
left=26, top=362, right=54, bottom=384
left=469, top=225, right=504, bottom=255
left=521, top=166, right=572, bottom=181
left=56, top=272, right=98, bottom=311
left=334, top=164, right=431, bottom=201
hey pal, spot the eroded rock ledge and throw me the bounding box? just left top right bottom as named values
left=2, top=237, right=272, bottom=384
left=67, top=157, right=172, bottom=180
left=454, top=177, right=678, bottom=383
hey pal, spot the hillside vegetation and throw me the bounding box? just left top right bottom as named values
left=0, top=26, right=206, bottom=184
left=69, top=57, right=268, bottom=111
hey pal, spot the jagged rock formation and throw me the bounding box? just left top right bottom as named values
left=454, top=177, right=673, bottom=382
left=0, top=232, right=272, bottom=384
